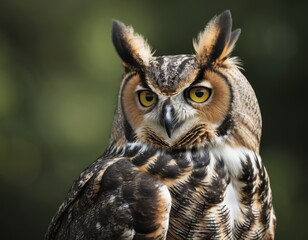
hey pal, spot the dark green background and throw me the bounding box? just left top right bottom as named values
left=0, top=0, right=306, bottom=239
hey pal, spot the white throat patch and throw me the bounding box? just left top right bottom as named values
left=210, top=145, right=261, bottom=224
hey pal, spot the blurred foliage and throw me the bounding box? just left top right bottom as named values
left=0, top=0, right=307, bottom=239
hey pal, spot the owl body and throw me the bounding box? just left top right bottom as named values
left=46, top=11, right=276, bottom=240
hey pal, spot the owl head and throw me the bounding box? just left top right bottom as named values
left=109, top=10, right=262, bottom=153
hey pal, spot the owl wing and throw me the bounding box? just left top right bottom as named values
left=45, top=156, right=171, bottom=240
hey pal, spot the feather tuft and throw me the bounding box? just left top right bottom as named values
left=193, top=10, right=241, bottom=66
left=112, top=20, right=152, bottom=69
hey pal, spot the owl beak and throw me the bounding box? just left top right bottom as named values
left=161, top=100, right=177, bottom=138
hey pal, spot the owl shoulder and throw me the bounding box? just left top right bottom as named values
left=45, top=155, right=171, bottom=240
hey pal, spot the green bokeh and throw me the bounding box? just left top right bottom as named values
left=0, top=1, right=306, bottom=239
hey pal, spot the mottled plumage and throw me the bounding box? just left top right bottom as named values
left=45, top=10, right=276, bottom=240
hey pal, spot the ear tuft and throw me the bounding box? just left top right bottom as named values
left=193, top=10, right=241, bottom=66
left=112, top=20, right=152, bottom=70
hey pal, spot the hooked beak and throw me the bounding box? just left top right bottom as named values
left=161, top=99, right=177, bottom=138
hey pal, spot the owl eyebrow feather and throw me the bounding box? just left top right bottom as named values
left=190, top=67, right=206, bottom=86
left=123, top=70, right=149, bottom=90
left=140, top=75, right=151, bottom=89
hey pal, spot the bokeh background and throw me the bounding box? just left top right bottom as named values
left=0, top=0, right=307, bottom=239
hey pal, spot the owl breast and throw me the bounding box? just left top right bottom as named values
left=119, top=142, right=274, bottom=239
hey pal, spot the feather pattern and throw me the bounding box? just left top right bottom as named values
left=46, top=142, right=275, bottom=239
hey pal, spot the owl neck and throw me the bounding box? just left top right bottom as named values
left=105, top=141, right=261, bottom=182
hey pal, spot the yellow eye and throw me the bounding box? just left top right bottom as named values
left=187, top=86, right=211, bottom=103
left=138, top=90, right=157, bottom=107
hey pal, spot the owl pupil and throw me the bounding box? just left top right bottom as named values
left=146, top=94, right=153, bottom=102
left=195, top=89, right=204, bottom=98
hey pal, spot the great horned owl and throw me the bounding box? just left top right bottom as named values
left=45, top=10, right=276, bottom=240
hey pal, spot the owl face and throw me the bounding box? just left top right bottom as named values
left=120, top=55, right=232, bottom=148
left=111, top=11, right=261, bottom=151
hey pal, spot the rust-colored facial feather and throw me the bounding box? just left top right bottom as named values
left=173, top=124, right=214, bottom=148
left=192, top=71, right=231, bottom=124
left=121, top=74, right=146, bottom=130
left=142, top=128, right=170, bottom=148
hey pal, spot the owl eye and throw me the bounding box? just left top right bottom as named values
left=138, top=90, right=158, bottom=107
left=187, top=86, right=211, bottom=103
